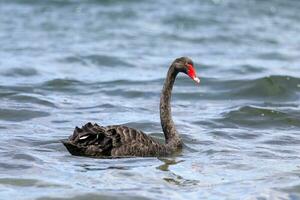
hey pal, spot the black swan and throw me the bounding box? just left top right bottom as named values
left=62, top=57, right=200, bottom=157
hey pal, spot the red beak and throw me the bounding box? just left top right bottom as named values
left=186, top=64, right=200, bottom=84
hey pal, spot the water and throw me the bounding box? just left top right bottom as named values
left=0, top=0, right=300, bottom=199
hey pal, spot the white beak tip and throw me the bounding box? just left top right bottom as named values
left=193, top=77, right=200, bottom=84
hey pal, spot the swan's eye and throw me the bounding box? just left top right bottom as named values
left=185, top=63, right=193, bottom=69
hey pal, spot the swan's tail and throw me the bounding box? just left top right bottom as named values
left=61, top=140, right=87, bottom=156
left=62, top=122, right=117, bottom=157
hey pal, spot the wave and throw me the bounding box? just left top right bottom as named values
left=0, top=177, right=64, bottom=188
left=205, top=75, right=300, bottom=101
left=40, top=78, right=86, bottom=93
left=8, top=94, right=56, bottom=108
left=217, top=105, right=300, bottom=129
left=0, top=108, right=49, bottom=122
left=232, top=75, right=300, bottom=100
left=4, top=0, right=141, bottom=5
left=2, top=67, right=38, bottom=77
left=60, top=54, right=133, bottom=68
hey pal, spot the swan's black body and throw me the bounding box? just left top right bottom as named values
left=62, top=57, right=199, bottom=157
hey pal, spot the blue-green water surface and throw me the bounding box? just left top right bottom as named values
left=0, top=0, right=300, bottom=199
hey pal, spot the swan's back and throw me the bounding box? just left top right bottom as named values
left=62, top=122, right=171, bottom=157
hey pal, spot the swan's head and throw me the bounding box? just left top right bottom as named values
left=173, top=57, right=200, bottom=84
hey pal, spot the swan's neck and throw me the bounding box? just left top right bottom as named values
left=160, top=65, right=182, bottom=147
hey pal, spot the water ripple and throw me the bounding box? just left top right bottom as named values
left=219, top=105, right=300, bottom=129
left=0, top=108, right=49, bottom=122
left=61, top=54, right=133, bottom=68
left=2, top=67, right=38, bottom=77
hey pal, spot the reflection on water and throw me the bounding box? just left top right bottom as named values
left=158, top=158, right=200, bottom=187
left=157, top=158, right=184, bottom=171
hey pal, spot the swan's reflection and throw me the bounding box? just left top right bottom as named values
left=157, top=158, right=184, bottom=171
left=157, top=158, right=199, bottom=186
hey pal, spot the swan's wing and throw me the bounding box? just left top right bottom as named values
left=62, top=122, right=161, bottom=157
left=108, top=125, right=167, bottom=156
left=106, top=125, right=158, bottom=145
